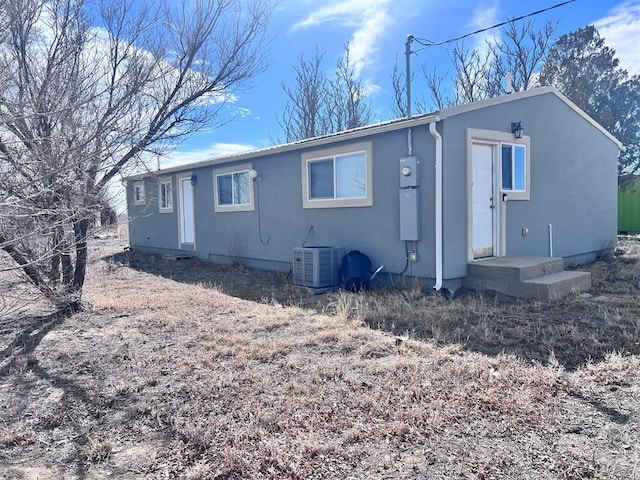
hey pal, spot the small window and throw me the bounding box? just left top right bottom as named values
left=213, top=164, right=255, bottom=212
left=302, top=141, right=373, bottom=209
left=158, top=178, right=173, bottom=213
left=501, top=144, right=527, bottom=192
left=133, top=181, right=145, bottom=206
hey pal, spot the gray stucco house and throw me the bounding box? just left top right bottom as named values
left=126, top=87, right=622, bottom=298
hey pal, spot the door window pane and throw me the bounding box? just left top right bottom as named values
left=502, top=144, right=526, bottom=193
left=514, top=145, right=526, bottom=191
left=501, top=145, right=512, bottom=190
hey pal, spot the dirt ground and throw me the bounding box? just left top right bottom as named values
left=0, top=233, right=639, bottom=479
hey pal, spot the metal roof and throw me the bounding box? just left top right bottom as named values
left=125, top=86, right=622, bottom=180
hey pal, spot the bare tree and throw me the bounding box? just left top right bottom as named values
left=390, top=54, right=434, bottom=116
left=329, top=44, right=371, bottom=131
left=390, top=57, right=409, bottom=118
left=279, top=43, right=371, bottom=142
left=277, top=47, right=330, bottom=143
left=402, top=19, right=556, bottom=109
left=422, top=66, right=454, bottom=111
left=451, top=42, right=495, bottom=104
left=0, top=0, right=274, bottom=313
left=490, top=20, right=556, bottom=94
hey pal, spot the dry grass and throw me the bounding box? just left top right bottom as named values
left=0, top=233, right=638, bottom=478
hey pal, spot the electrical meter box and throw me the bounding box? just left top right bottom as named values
left=399, top=156, right=419, bottom=188
left=399, top=188, right=420, bottom=241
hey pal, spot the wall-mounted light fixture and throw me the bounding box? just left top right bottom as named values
left=249, top=169, right=258, bottom=180
left=511, top=121, right=524, bottom=139
left=190, top=174, right=197, bottom=185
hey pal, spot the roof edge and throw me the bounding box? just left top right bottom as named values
left=437, top=86, right=623, bottom=149
left=124, top=113, right=438, bottom=180
left=125, top=86, right=622, bottom=181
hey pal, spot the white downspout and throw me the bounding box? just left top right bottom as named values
left=429, top=118, right=443, bottom=291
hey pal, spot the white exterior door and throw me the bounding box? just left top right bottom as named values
left=472, top=143, right=495, bottom=258
left=179, top=176, right=195, bottom=247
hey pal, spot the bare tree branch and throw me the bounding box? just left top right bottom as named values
left=0, top=0, right=274, bottom=313
left=278, top=43, right=371, bottom=142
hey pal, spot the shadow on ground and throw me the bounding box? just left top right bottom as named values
left=110, top=250, right=334, bottom=309
left=111, top=249, right=640, bottom=371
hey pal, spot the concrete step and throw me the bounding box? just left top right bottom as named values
left=519, top=271, right=591, bottom=300
left=466, top=256, right=564, bottom=282
left=463, top=257, right=591, bottom=300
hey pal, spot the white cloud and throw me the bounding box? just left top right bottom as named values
left=292, top=0, right=392, bottom=77
left=160, top=142, right=256, bottom=170
left=595, top=0, right=640, bottom=76
left=236, top=107, right=254, bottom=118
left=468, top=1, right=500, bottom=54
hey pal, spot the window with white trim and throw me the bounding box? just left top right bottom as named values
left=302, top=141, right=373, bottom=208
left=158, top=178, right=173, bottom=213
left=501, top=144, right=527, bottom=192
left=213, top=164, right=255, bottom=212
left=133, top=181, right=145, bottom=206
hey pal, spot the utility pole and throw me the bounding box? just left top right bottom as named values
left=405, top=34, right=414, bottom=118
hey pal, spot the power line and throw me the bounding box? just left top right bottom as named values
left=412, top=0, right=577, bottom=51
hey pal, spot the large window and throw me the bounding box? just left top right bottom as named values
left=158, top=178, right=173, bottom=213
left=302, top=141, right=373, bottom=208
left=133, top=181, right=145, bottom=206
left=213, top=164, right=255, bottom=212
left=501, top=144, right=526, bottom=192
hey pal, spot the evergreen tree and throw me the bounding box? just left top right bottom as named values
left=540, top=26, right=640, bottom=180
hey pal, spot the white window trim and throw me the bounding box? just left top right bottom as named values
left=301, top=141, right=373, bottom=209
left=133, top=181, right=145, bottom=206
left=467, top=129, right=530, bottom=201
left=212, top=163, right=255, bottom=212
left=158, top=177, right=174, bottom=213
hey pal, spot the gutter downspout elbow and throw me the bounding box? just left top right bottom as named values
left=429, top=118, right=443, bottom=291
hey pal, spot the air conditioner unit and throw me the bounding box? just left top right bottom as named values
left=293, top=246, right=344, bottom=288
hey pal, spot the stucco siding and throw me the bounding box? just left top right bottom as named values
left=441, top=92, right=617, bottom=272
left=127, top=176, right=180, bottom=253
left=126, top=88, right=620, bottom=287
left=130, top=128, right=440, bottom=280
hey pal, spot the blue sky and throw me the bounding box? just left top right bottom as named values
left=160, top=0, right=640, bottom=169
